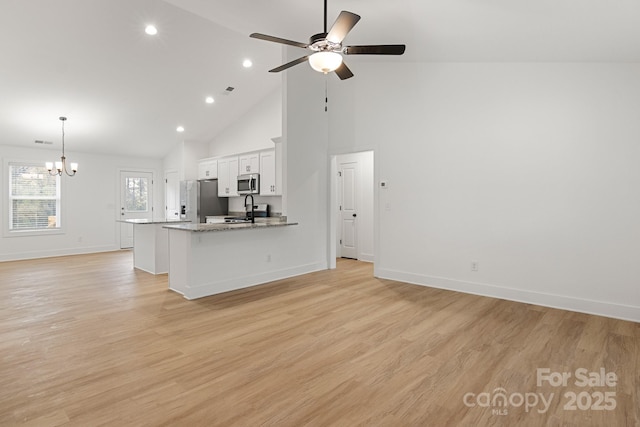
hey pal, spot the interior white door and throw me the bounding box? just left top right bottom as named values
left=119, top=171, right=153, bottom=249
left=165, top=170, right=179, bottom=221
left=339, top=161, right=358, bottom=259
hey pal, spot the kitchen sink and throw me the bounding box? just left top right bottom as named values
left=224, top=217, right=251, bottom=223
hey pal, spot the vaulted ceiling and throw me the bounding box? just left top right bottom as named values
left=2, top=0, right=639, bottom=159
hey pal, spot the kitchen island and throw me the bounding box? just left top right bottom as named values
left=120, top=219, right=191, bottom=274
left=164, top=219, right=299, bottom=299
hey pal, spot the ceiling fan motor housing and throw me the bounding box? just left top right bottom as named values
left=309, top=32, right=340, bottom=52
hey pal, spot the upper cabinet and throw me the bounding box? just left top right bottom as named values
left=217, top=156, right=239, bottom=197
left=201, top=140, right=282, bottom=197
left=239, top=152, right=260, bottom=174
left=259, top=149, right=278, bottom=195
left=197, top=158, right=218, bottom=180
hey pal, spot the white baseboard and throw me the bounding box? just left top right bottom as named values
left=358, top=253, right=374, bottom=263
left=183, top=262, right=328, bottom=300
left=134, top=266, right=167, bottom=275
left=376, top=268, right=640, bottom=323
left=0, top=245, right=121, bottom=262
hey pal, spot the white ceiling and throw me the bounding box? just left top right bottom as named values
left=2, top=0, right=640, bottom=159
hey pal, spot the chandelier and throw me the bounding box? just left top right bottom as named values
left=46, top=116, right=78, bottom=176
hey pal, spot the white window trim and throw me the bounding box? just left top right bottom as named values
left=3, top=159, right=66, bottom=238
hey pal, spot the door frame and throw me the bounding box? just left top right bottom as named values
left=117, top=168, right=156, bottom=249
left=328, top=149, right=376, bottom=269
left=337, top=160, right=359, bottom=259
left=164, top=169, right=179, bottom=221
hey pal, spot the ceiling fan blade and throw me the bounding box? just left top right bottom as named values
left=250, top=33, right=308, bottom=49
left=344, top=45, right=406, bottom=55
left=326, top=11, right=361, bottom=44
left=334, top=62, right=354, bottom=80
left=269, top=55, right=310, bottom=73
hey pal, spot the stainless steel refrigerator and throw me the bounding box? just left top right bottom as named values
left=179, top=180, right=228, bottom=223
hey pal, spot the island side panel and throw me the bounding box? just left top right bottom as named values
left=133, top=223, right=157, bottom=274
left=154, top=224, right=169, bottom=274
left=168, top=226, right=320, bottom=300
left=168, top=229, right=192, bottom=296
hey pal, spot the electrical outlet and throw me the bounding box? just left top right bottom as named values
left=471, top=261, right=479, bottom=272
left=266, top=254, right=272, bottom=263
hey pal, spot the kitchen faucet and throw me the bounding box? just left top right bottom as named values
left=244, top=194, right=255, bottom=223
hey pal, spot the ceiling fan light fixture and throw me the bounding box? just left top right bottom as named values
left=308, top=51, right=343, bottom=74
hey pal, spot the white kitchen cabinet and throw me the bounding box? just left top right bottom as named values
left=239, top=152, right=260, bottom=174
left=217, top=156, right=239, bottom=197
left=274, top=138, right=282, bottom=196
left=260, top=149, right=277, bottom=195
left=197, top=158, right=217, bottom=180
left=229, top=157, right=238, bottom=195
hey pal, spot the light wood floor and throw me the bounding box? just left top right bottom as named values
left=0, top=251, right=638, bottom=426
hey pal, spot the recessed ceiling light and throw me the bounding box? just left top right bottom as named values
left=243, top=59, right=253, bottom=68
left=145, top=25, right=158, bottom=35
left=205, top=96, right=214, bottom=104
left=176, top=126, right=184, bottom=132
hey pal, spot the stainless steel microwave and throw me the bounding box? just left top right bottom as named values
left=237, top=173, right=260, bottom=195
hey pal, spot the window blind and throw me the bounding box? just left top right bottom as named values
left=9, top=163, right=60, bottom=230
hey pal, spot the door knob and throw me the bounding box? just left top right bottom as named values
left=352, top=213, right=357, bottom=217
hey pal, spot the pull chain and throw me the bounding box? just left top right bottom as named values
left=325, top=77, right=328, bottom=112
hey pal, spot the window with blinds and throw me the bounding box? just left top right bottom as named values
left=9, top=163, right=61, bottom=231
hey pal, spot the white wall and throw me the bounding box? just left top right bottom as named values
left=184, top=141, right=209, bottom=181
left=281, top=51, right=331, bottom=272
left=228, top=196, right=283, bottom=216
left=164, top=140, right=209, bottom=182
left=208, top=88, right=282, bottom=157
left=327, top=62, right=640, bottom=322
left=0, top=144, right=164, bottom=261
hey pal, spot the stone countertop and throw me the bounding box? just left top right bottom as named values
left=163, top=220, right=297, bottom=233
left=118, top=219, right=191, bottom=224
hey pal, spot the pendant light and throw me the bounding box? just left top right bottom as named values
left=46, top=116, right=78, bottom=177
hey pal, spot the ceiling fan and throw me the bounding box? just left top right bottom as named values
left=249, top=0, right=406, bottom=80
